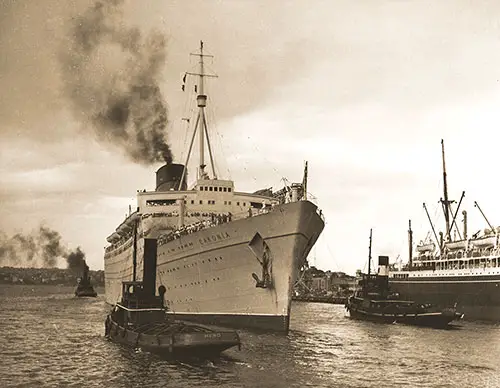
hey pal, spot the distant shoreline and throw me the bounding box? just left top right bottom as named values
left=0, top=266, right=104, bottom=287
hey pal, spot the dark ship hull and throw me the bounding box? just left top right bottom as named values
left=347, top=297, right=462, bottom=329
left=75, top=286, right=97, bottom=298
left=347, top=251, right=463, bottom=329
left=105, top=315, right=240, bottom=358
left=389, top=274, right=500, bottom=322
left=75, top=261, right=97, bottom=297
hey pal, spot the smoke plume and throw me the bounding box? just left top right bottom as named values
left=66, top=246, right=88, bottom=273
left=0, top=226, right=88, bottom=272
left=59, top=0, right=173, bottom=165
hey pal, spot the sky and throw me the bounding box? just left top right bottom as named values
left=2, top=0, right=500, bottom=275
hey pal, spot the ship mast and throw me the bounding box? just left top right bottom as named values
left=179, top=41, right=218, bottom=187
left=368, top=228, right=372, bottom=275
left=408, top=220, right=413, bottom=268
left=440, top=139, right=451, bottom=241
left=303, top=161, right=308, bottom=201
left=440, top=139, right=454, bottom=243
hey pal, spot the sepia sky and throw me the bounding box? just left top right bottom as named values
left=2, top=0, right=500, bottom=274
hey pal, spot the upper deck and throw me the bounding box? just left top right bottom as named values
left=138, top=178, right=280, bottom=218
left=104, top=176, right=302, bottom=250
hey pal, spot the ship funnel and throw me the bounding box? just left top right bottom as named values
left=377, top=255, right=389, bottom=292
left=291, top=183, right=301, bottom=202
left=156, top=163, right=187, bottom=191
left=143, top=238, right=158, bottom=298
left=377, top=256, right=389, bottom=277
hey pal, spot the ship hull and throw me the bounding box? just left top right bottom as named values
left=164, top=312, right=288, bottom=332
left=347, top=307, right=459, bottom=328
left=105, top=200, right=324, bottom=333
left=389, top=274, right=500, bottom=322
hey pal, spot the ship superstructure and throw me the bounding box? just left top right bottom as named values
left=104, top=42, right=325, bottom=333
left=389, top=140, right=500, bottom=322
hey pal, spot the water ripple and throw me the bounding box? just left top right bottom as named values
left=0, top=286, right=499, bottom=388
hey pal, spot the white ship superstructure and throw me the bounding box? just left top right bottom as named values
left=104, top=42, right=325, bottom=332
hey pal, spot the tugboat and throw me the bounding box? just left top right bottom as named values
left=345, top=230, right=463, bottom=329
left=104, top=238, right=241, bottom=358
left=74, top=261, right=97, bottom=298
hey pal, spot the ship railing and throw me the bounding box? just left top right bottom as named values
left=245, top=204, right=280, bottom=218
left=157, top=212, right=234, bottom=245
left=115, top=303, right=165, bottom=312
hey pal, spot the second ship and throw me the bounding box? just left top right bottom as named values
left=389, top=140, right=500, bottom=322
left=103, top=42, right=325, bottom=333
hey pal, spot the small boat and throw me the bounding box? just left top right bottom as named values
left=416, top=242, right=435, bottom=253
left=346, top=231, right=463, bottom=329
left=74, top=262, right=97, bottom=298
left=444, top=239, right=468, bottom=251
left=105, top=238, right=241, bottom=358
left=470, top=234, right=497, bottom=248
left=106, top=232, right=121, bottom=244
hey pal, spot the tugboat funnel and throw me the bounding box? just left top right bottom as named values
left=378, top=256, right=389, bottom=277
left=377, top=255, right=389, bottom=292
left=143, top=238, right=158, bottom=298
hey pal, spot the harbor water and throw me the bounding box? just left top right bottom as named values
left=0, top=285, right=498, bottom=388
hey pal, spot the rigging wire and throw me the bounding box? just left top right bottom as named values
left=320, top=227, right=345, bottom=273
left=179, top=97, right=195, bottom=165
left=178, top=62, right=198, bottom=163
left=206, top=95, right=229, bottom=180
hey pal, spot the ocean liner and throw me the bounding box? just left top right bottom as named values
left=104, top=42, right=325, bottom=333
left=389, top=140, right=500, bottom=322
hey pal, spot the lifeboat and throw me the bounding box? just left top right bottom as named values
left=124, top=212, right=140, bottom=228
left=471, top=235, right=497, bottom=248
left=106, top=232, right=121, bottom=244
left=117, top=224, right=129, bottom=235
left=445, top=240, right=467, bottom=251
left=121, top=223, right=132, bottom=232
left=416, top=243, right=435, bottom=253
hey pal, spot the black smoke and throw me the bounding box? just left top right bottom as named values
left=0, top=226, right=89, bottom=272
left=66, top=246, right=88, bottom=273
left=59, top=0, right=173, bottom=165
left=0, top=226, right=65, bottom=268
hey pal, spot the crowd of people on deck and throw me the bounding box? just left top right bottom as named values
left=157, top=212, right=234, bottom=245
left=110, top=203, right=278, bottom=249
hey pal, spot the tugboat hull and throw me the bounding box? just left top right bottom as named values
left=104, top=238, right=241, bottom=358
left=347, top=255, right=463, bottom=329
left=347, top=303, right=462, bottom=329
left=75, top=290, right=97, bottom=298
left=105, top=316, right=241, bottom=358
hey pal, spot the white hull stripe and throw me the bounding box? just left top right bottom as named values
left=116, top=304, right=164, bottom=312
left=354, top=310, right=444, bottom=317
left=391, top=279, right=500, bottom=284
left=105, top=302, right=282, bottom=316
left=167, top=311, right=280, bottom=316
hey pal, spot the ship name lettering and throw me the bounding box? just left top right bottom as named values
left=199, top=232, right=231, bottom=245
left=204, top=333, right=221, bottom=339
